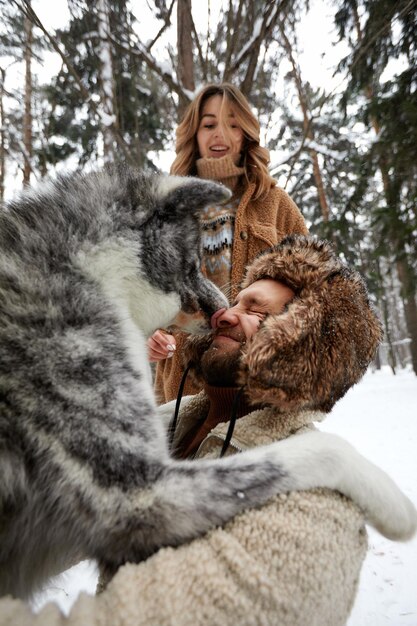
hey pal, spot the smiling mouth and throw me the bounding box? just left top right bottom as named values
left=212, top=333, right=242, bottom=346
left=209, top=146, right=229, bottom=155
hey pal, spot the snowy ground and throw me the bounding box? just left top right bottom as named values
left=323, top=367, right=417, bottom=626
left=32, top=367, right=417, bottom=625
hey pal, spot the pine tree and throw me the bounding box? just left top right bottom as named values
left=0, top=0, right=48, bottom=187
left=333, top=0, right=417, bottom=373
left=38, top=0, right=171, bottom=168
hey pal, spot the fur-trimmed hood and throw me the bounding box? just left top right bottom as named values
left=184, top=235, right=383, bottom=413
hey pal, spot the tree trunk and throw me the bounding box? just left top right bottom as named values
left=0, top=67, right=5, bottom=202
left=97, top=0, right=117, bottom=162
left=23, top=12, right=33, bottom=186
left=222, top=0, right=244, bottom=82
left=240, top=1, right=282, bottom=97
left=396, top=258, right=417, bottom=374
left=177, top=0, right=195, bottom=120
left=376, top=259, right=396, bottom=374
left=376, top=152, right=417, bottom=375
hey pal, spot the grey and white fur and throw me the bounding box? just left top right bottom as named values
left=0, top=163, right=415, bottom=600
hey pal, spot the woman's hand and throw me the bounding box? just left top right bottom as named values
left=147, top=330, right=176, bottom=362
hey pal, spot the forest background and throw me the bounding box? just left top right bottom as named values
left=1, top=0, right=416, bottom=375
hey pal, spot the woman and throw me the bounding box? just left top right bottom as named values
left=148, top=83, right=308, bottom=403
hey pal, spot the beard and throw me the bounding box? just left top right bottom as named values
left=199, top=343, right=242, bottom=387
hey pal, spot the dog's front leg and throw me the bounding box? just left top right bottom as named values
left=96, top=430, right=416, bottom=571
left=144, top=431, right=416, bottom=547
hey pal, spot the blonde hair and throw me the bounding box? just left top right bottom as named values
left=170, top=83, right=276, bottom=200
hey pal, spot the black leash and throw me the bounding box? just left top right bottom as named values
left=168, top=363, right=192, bottom=452
left=220, top=385, right=245, bottom=457
left=168, top=366, right=245, bottom=458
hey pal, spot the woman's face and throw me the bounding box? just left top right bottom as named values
left=196, top=94, right=244, bottom=159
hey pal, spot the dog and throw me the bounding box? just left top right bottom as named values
left=0, top=163, right=415, bottom=599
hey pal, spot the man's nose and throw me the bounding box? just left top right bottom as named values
left=216, top=308, right=239, bottom=328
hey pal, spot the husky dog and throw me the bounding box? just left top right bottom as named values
left=0, top=164, right=415, bottom=600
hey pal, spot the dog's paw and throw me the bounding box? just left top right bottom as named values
left=367, top=478, right=417, bottom=541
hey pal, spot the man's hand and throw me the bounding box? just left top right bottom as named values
left=147, top=330, right=176, bottom=362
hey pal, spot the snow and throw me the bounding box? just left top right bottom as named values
left=304, top=139, right=349, bottom=160
left=321, top=367, right=417, bottom=626
left=98, top=111, right=117, bottom=127
left=31, top=561, right=98, bottom=616
left=31, top=367, right=417, bottom=623
left=235, top=17, right=263, bottom=61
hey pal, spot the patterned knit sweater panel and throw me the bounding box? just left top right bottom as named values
left=201, top=197, right=240, bottom=297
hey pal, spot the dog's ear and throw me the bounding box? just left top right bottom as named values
left=156, top=176, right=232, bottom=219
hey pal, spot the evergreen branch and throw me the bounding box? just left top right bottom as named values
left=145, top=0, right=176, bottom=52
left=332, top=0, right=417, bottom=99
left=348, top=0, right=417, bottom=79
left=275, top=0, right=416, bottom=132
left=283, top=123, right=311, bottom=190
left=108, top=31, right=190, bottom=104
left=12, top=0, right=135, bottom=165
left=227, top=0, right=289, bottom=80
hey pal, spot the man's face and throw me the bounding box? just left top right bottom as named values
left=200, top=279, right=295, bottom=386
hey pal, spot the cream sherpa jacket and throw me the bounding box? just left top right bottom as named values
left=0, top=392, right=367, bottom=626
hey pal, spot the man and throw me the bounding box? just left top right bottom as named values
left=171, top=277, right=296, bottom=458
left=2, top=236, right=415, bottom=626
